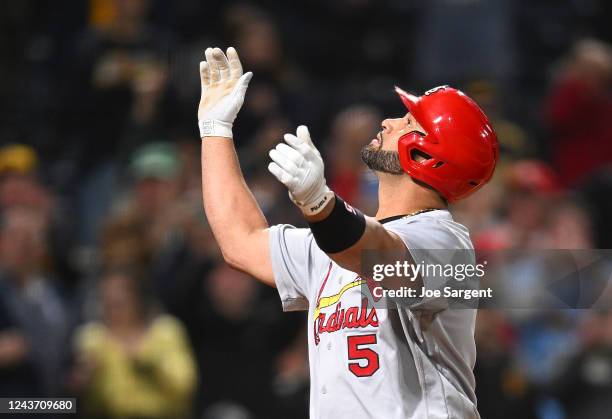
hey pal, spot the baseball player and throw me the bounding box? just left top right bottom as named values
left=198, top=47, right=498, bottom=418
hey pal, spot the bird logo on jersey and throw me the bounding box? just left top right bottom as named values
left=313, top=263, right=380, bottom=345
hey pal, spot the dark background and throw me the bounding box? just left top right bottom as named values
left=0, top=0, right=611, bottom=418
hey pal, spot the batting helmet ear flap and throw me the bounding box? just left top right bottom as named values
left=398, top=132, right=421, bottom=173
left=398, top=131, right=440, bottom=171
left=398, top=131, right=446, bottom=192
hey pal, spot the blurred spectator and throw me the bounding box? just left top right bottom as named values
left=238, top=117, right=307, bottom=226
left=464, top=80, right=531, bottom=159
left=414, top=0, right=516, bottom=87
left=0, top=295, right=40, bottom=398
left=241, top=117, right=291, bottom=172
left=128, top=142, right=180, bottom=221
left=74, top=0, right=175, bottom=150
left=174, top=262, right=304, bottom=418
left=546, top=200, right=593, bottom=250
left=544, top=38, right=612, bottom=187
left=552, top=311, right=612, bottom=419
left=230, top=9, right=283, bottom=77
left=0, top=207, right=69, bottom=395
left=71, top=270, right=196, bottom=419
left=0, top=143, right=38, bottom=174
left=0, top=144, right=53, bottom=217
left=474, top=310, right=537, bottom=419
left=472, top=160, right=561, bottom=250
left=99, top=211, right=151, bottom=276
left=124, top=141, right=204, bottom=302
left=453, top=176, right=503, bottom=241
left=271, top=326, right=309, bottom=419
left=580, top=168, right=612, bottom=248
left=326, top=104, right=381, bottom=212
left=66, top=0, right=177, bottom=246
left=224, top=5, right=316, bottom=146
left=0, top=143, right=78, bottom=291
left=79, top=209, right=149, bottom=322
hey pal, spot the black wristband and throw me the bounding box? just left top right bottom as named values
left=308, top=195, right=366, bottom=253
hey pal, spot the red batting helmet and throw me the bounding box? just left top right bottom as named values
left=395, top=85, right=499, bottom=202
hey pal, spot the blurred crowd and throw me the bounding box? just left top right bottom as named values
left=0, top=0, right=611, bottom=418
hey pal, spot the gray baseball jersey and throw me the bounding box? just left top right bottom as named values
left=269, top=210, right=479, bottom=419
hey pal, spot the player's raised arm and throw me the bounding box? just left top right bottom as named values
left=198, top=47, right=274, bottom=286
left=267, top=126, right=407, bottom=276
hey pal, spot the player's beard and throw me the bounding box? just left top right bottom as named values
left=360, top=143, right=404, bottom=175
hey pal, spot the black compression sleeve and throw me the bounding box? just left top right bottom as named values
left=308, top=195, right=366, bottom=253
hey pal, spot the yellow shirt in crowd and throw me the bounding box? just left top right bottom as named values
left=75, top=315, right=197, bottom=419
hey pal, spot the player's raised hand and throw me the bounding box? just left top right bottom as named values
left=198, top=47, right=253, bottom=139
left=268, top=126, right=334, bottom=216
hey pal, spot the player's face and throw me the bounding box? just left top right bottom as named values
left=360, top=112, right=427, bottom=174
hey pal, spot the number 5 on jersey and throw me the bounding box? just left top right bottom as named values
left=347, top=334, right=380, bottom=377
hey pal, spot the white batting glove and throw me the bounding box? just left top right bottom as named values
left=198, top=47, right=253, bottom=139
left=268, top=126, right=334, bottom=216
